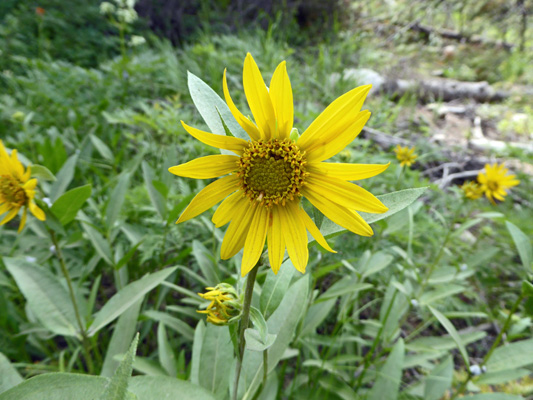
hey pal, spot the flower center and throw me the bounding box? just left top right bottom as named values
left=0, top=175, right=27, bottom=206
left=238, top=139, right=307, bottom=207
left=487, top=181, right=499, bottom=192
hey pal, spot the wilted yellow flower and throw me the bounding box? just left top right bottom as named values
left=477, top=163, right=520, bottom=204
left=394, top=145, right=417, bottom=167
left=169, top=53, right=389, bottom=276
left=197, top=284, right=242, bottom=325
left=0, top=141, right=45, bottom=232
left=461, top=181, right=484, bottom=200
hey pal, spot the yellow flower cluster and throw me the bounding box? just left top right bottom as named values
left=462, top=163, right=520, bottom=203
left=197, top=284, right=242, bottom=325
left=394, top=145, right=418, bottom=167
left=0, top=141, right=45, bottom=232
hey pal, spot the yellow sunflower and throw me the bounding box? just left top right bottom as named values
left=169, top=53, right=389, bottom=276
left=461, top=181, right=484, bottom=200
left=0, top=140, right=45, bottom=232
left=394, top=145, right=417, bottom=167
left=477, top=163, right=520, bottom=204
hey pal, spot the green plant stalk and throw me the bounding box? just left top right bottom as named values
left=354, top=290, right=398, bottom=391
left=233, top=263, right=260, bottom=400
left=452, top=293, right=525, bottom=398
left=49, top=230, right=94, bottom=374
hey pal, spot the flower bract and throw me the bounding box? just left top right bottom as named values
left=394, top=145, right=417, bottom=167
left=170, top=53, right=389, bottom=276
left=461, top=181, right=484, bottom=200
left=477, top=163, right=519, bottom=204
left=0, top=141, right=46, bottom=232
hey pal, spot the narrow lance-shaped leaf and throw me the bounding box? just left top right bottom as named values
left=429, top=306, right=470, bottom=368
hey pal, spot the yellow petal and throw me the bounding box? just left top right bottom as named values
left=23, top=178, right=38, bottom=190
left=305, top=174, right=388, bottom=213
left=278, top=202, right=308, bottom=273
left=177, top=175, right=239, bottom=224
left=22, top=165, right=31, bottom=182
left=168, top=155, right=238, bottom=179
left=269, top=61, right=293, bottom=139
left=18, top=207, right=28, bottom=232
left=29, top=201, right=45, bottom=221
left=303, top=187, right=373, bottom=236
left=267, top=206, right=285, bottom=274
left=220, top=202, right=256, bottom=259
left=223, top=69, right=261, bottom=141
left=298, top=209, right=336, bottom=253
left=212, top=191, right=246, bottom=228
left=241, top=204, right=269, bottom=276
left=10, top=149, right=24, bottom=179
left=181, top=121, right=249, bottom=155
left=0, top=203, right=11, bottom=214
left=303, top=111, right=371, bottom=163
left=297, top=85, right=371, bottom=151
left=0, top=207, right=19, bottom=225
left=243, top=53, right=276, bottom=140
left=308, top=162, right=390, bottom=181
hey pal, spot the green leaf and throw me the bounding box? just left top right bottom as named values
left=30, top=164, right=56, bottom=181
left=260, top=265, right=294, bottom=319
left=249, top=306, right=269, bottom=342
left=80, top=214, right=114, bottom=266
left=522, top=281, right=533, bottom=297
left=0, top=352, right=23, bottom=394
left=106, top=172, right=132, bottom=229
left=189, top=321, right=205, bottom=385
left=128, top=376, right=216, bottom=400
left=318, top=188, right=428, bottom=240
left=299, top=298, right=336, bottom=337
left=101, top=299, right=142, bottom=378
left=428, top=306, right=470, bottom=368
left=318, top=280, right=372, bottom=302
left=367, top=339, right=405, bottom=400
left=187, top=71, right=248, bottom=140
left=506, top=221, right=532, bottom=271
left=460, top=394, right=524, bottom=400
left=143, top=310, right=194, bottom=341
left=245, top=329, right=277, bottom=352
left=485, top=339, right=533, bottom=372
left=49, top=153, right=79, bottom=202
left=88, top=267, right=177, bottom=336
left=142, top=161, right=167, bottom=220
left=98, top=333, right=138, bottom=400
left=90, top=134, right=114, bottom=162
left=419, top=284, right=465, bottom=306
left=51, top=184, right=92, bottom=226
left=0, top=373, right=109, bottom=400
left=407, top=331, right=486, bottom=352
left=475, top=368, right=530, bottom=385
left=191, top=240, right=219, bottom=285
left=424, top=356, right=453, bottom=400
left=4, top=258, right=80, bottom=337
left=157, top=323, right=177, bottom=377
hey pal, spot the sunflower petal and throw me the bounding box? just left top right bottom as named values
left=299, top=209, right=335, bottom=253
left=18, top=207, right=28, bottom=232
left=223, top=69, right=261, bottom=141
left=269, top=61, right=293, bottom=139
left=212, top=191, right=246, bottom=228
left=306, top=174, right=388, bottom=213
left=0, top=207, right=19, bottom=225
left=220, top=202, right=256, bottom=259
left=278, top=202, right=308, bottom=273
left=181, top=121, right=249, bottom=155
left=23, top=178, right=38, bottom=190
left=308, top=162, right=390, bottom=181
left=303, top=187, right=373, bottom=236
left=243, top=53, right=276, bottom=140
left=297, top=85, right=371, bottom=151
left=304, top=111, right=371, bottom=163
left=267, top=206, right=285, bottom=274
left=29, top=201, right=45, bottom=221
left=241, top=205, right=269, bottom=276
left=177, top=175, right=239, bottom=224
left=0, top=203, right=12, bottom=215
left=168, top=155, right=238, bottom=179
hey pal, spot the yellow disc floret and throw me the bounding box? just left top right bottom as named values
left=238, top=138, right=307, bottom=207
left=0, top=175, right=27, bottom=206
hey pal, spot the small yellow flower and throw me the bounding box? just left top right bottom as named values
left=169, top=53, right=389, bottom=276
left=477, top=163, right=520, bottom=204
left=0, top=140, right=45, bottom=232
left=197, top=284, right=242, bottom=325
left=394, top=145, right=418, bottom=167
left=461, top=181, right=484, bottom=200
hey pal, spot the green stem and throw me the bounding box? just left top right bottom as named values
left=263, top=350, right=268, bottom=387
left=49, top=230, right=94, bottom=374
left=452, top=293, right=524, bottom=399
left=354, top=290, right=398, bottom=391
left=233, top=263, right=260, bottom=400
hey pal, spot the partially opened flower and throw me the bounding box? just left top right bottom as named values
left=169, top=53, right=389, bottom=276
left=461, top=181, right=483, bottom=200
left=197, top=284, right=242, bottom=325
left=0, top=141, right=46, bottom=232
left=477, top=163, right=519, bottom=204
left=394, top=145, right=417, bottom=167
